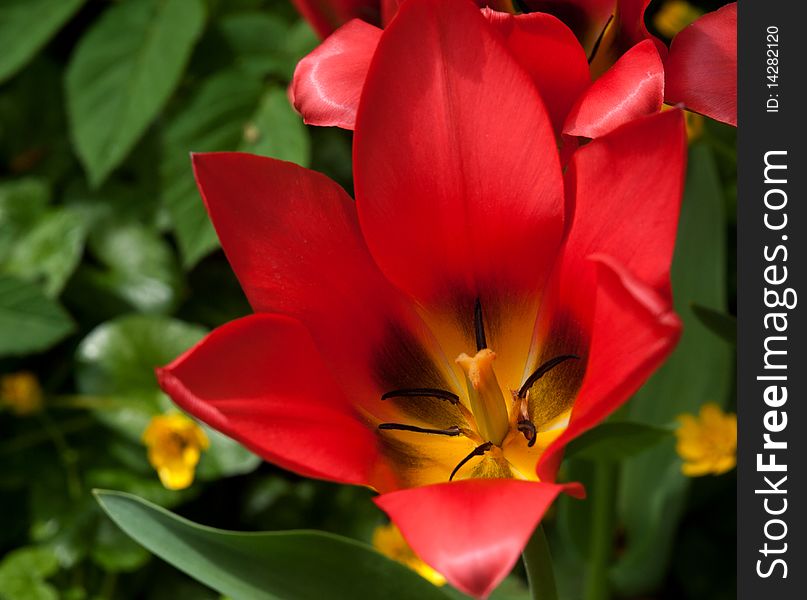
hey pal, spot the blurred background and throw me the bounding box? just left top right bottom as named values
left=0, top=1, right=735, bottom=598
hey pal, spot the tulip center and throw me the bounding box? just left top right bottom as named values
left=455, top=348, right=509, bottom=446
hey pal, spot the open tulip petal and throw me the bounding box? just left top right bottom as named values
left=484, top=9, right=590, bottom=134
left=354, top=0, right=564, bottom=387
left=192, top=152, right=458, bottom=414
left=564, top=39, right=664, bottom=138
left=520, top=0, right=616, bottom=52
left=291, top=19, right=381, bottom=130
left=665, top=2, right=737, bottom=126
left=538, top=256, right=681, bottom=480
left=375, top=479, right=582, bottom=598
left=292, top=0, right=381, bottom=37
left=157, top=314, right=384, bottom=487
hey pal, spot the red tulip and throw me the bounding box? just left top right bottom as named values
left=159, top=0, right=684, bottom=596
left=291, top=0, right=736, bottom=131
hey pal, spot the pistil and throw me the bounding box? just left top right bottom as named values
left=456, top=348, right=510, bottom=445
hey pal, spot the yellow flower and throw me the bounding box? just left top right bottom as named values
left=373, top=522, right=446, bottom=586
left=142, top=413, right=209, bottom=490
left=675, top=403, right=736, bottom=477
left=1, top=372, right=43, bottom=415
left=653, top=0, right=703, bottom=38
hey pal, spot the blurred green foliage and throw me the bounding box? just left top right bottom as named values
left=0, top=1, right=736, bottom=599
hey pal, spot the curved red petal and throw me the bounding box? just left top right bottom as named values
left=484, top=9, right=591, bottom=134
left=664, top=3, right=737, bottom=126
left=292, top=0, right=381, bottom=38
left=563, top=109, right=686, bottom=297
left=375, top=479, right=582, bottom=598
left=158, top=314, right=383, bottom=487
left=564, top=39, right=664, bottom=138
left=192, top=153, right=457, bottom=417
left=354, top=0, right=564, bottom=386
left=291, top=19, right=381, bottom=130
left=538, top=257, right=681, bottom=480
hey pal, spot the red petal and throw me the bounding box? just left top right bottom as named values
left=158, top=314, right=382, bottom=487
left=617, top=0, right=663, bottom=52
left=664, top=3, right=737, bottom=126
left=375, top=479, right=583, bottom=598
left=291, top=19, right=381, bottom=130
left=520, top=0, right=616, bottom=52
left=538, top=257, right=681, bottom=480
left=562, top=109, right=686, bottom=296
left=292, top=0, right=381, bottom=38
left=564, top=39, right=664, bottom=138
left=192, top=153, right=456, bottom=415
left=484, top=9, right=591, bottom=134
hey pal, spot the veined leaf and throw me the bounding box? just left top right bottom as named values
left=66, top=0, right=205, bottom=186
left=95, top=491, right=452, bottom=600
left=0, top=275, right=73, bottom=357
left=0, top=0, right=85, bottom=83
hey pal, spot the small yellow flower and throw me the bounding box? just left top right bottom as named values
left=373, top=522, right=446, bottom=586
left=1, top=372, right=43, bottom=415
left=142, top=413, right=209, bottom=490
left=653, top=0, right=703, bottom=38
left=675, top=403, right=737, bottom=477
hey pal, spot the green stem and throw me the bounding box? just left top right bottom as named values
left=584, top=462, right=617, bottom=600
left=522, top=525, right=558, bottom=600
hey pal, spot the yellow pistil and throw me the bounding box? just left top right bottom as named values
left=675, top=403, right=737, bottom=477
left=654, top=0, right=703, bottom=38
left=142, top=413, right=210, bottom=490
left=455, top=349, right=510, bottom=445
left=373, top=522, right=446, bottom=586
left=1, top=372, right=43, bottom=416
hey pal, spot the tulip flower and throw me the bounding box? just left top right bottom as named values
left=291, top=0, right=736, bottom=131
left=159, top=0, right=684, bottom=595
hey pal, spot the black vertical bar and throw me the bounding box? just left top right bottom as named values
left=738, top=0, right=805, bottom=597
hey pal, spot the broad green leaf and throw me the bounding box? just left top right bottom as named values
left=85, top=222, right=182, bottom=314
left=161, top=70, right=264, bottom=266
left=0, top=546, right=59, bottom=600
left=75, top=315, right=259, bottom=479
left=66, top=0, right=206, bottom=186
left=0, top=275, right=73, bottom=357
left=161, top=71, right=310, bottom=267
left=241, top=86, right=310, bottom=166
left=4, top=208, right=88, bottom=297
left=564, top=422, right=672, bottom=462
left=95, top=491, right=453, bottom=600
left=613, top=144, right=733, bottom=593
left=0, top=178, right=49, bottom=260
left=0, top=0, right=85, bottom=83
left=692, top=303, right=736, bottom=344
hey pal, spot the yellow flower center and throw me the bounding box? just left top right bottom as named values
left=455, top=348, right=510, bottom=445
left=1, top=372, right=43, bottom=416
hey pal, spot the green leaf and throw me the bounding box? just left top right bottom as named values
left=564, top=422, right=672, bottom=462
left=66, top=0, right=206, bottom=186
left=0, top=275, right=73, bottom=357
left=241, top=86, right=310, bottom=165
left=0, top=546, right=59, bottom=600
left=76, top=315, right=258, bottom=479
left=160, top=70, right=263, bottom=266
left=0, top=178, right=50, bottom=261
left=0, top=0, right=85, bottom=83
left=613, top=144, right=733, bottom=593
left=85, top=222, right=182, bottom=314
left=691, top=303, right=736, bottom=344
left=4, top=208, right=88, bottom=297
left=95, top=491, right=453, bottom=600
left=161, top=71, right=310, bottom=267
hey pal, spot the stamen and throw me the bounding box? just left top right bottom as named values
left=377, top=423, right=462, bottom=437
left=449, top=441, right=494, bottom=481
left=474, top=298, right=487, bottom=351
left=588, top=14, right=615, bottom=64
left=381, top=388, right=460, bottom=405
left=517, top=419, right=537, bottom=447
left=518, top=354, right=579, bottom=399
